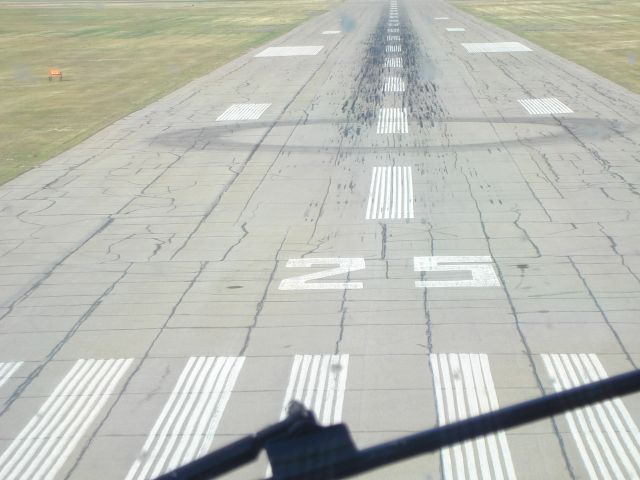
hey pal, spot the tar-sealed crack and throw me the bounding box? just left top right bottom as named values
left=239, top=231, right=288, bottom=356
left=460, top=167, right=577, bottom=478
left=0, top=263, right=132, bottom=417
left=65, top=260, right=209, bottom=479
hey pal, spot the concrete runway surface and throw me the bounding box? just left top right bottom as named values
left=1, top=0, right=640, bottom=478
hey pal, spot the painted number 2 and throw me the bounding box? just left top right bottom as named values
left=279, top=258, right=365, bottom=290
left=414, top=256, right=500, bottom=288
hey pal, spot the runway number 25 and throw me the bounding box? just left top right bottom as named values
left=414, top=256, right=500, bottom=288
left=279, top=258, right=365, bottom=290
left=278, top=256, right=500, bottom=290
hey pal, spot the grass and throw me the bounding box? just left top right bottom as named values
left=0, top=0, right=339, bottom=185
left=453, top=0, right=640, bottom=93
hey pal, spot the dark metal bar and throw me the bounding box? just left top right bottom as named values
left=158, top=368, right=640, bottom=480
left=156, top=403, right=318, bottom=480
left=273, top=368, right=640, bottom=479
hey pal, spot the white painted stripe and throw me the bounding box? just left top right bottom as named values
left=430, top=354, right=517, bottom=479
left=321, top=30, right=341, bottom=35
left=518, top=98, right=573, bottom=115
left=387, top=35, right=401, bottom=41
left=0, top=358, right=133, bottom=480
left=385, top=57, right=403, bottom=68
left=255, top=46, right=324, bottom=57
left=0, top=362, right=22, bottom=389
left=216, top=103, right=271, bottom=121
left=378, top=166, right=387, bottom=219
left=462, top=42, right=532, bottom=53
left=434, top=16, right=449, bottom=20
left=366, top=166, right=414, bottom=220
left=446, top=27, right=466, bottom=32
left=407, top=166, right=414, bottom=218
left=384, top=76, right=405, bottom=93
left=266, top=354, right=349, bottom=477
left=125, top=357, right=244, bottom=480
left=388, top=28, right=400, bottom=33
left=414, top=256, right=501, bottom=288
left=279, top=354, right=348, bottom=423
left=542, top=354, right=640, bottom=480
left=385, top=45, right=401, bottom=53
left=377, top=108, right=408, bottom=134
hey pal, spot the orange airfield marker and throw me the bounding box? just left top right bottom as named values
left=48, top=69, right=62, bottom=81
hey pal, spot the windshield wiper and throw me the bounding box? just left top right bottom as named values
left=157, top=367, right=640, bottom=480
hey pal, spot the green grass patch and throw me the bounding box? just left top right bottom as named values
left=453, top=0, right=640, bottom=93
left=0, top=0, right=339, bottom=184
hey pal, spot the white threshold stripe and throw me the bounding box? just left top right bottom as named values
left=542, top=354, right=640, bottom=480
left=125, top=357, right=244, bottom=480
left=0, top=358, right=133, bottom=480
left=0, top=362, right=22, bottom=389
left=431, top=354, right=517, bottom=480
left=376, top=108, right=408, bottom=134
left=462, top=42, right=531, bottom=53
left=386, top=45, right=401, bottom=53
left=518, top=98, right=573, bottom=115
left=387, top=35, right=401, bottom=41
left=279, top=354, right=349, bottom=424
left=216, top=103, right=271, bottom=121
left=266, top=354, right=349, bottom=477
left=366, top=167, right=414, bottom=220
left=384, top=76, right=405, bottom=93
left=255, top=46, right=324, bottom=57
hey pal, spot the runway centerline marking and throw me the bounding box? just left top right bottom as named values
left=384, top=76, right=405, bottom=92
left=279, top=258, right=365, bottom=290
left=0, top=358, right=133, bottom=480
left=385, top=57, right=403, bottom=68
left=518, top=98, right=573, bottom=115
left=125, top=357, right=245, bottom=480
left=321, top=30, right=341, bottom=35
left=431, top=354, right=518, bottom=479
left=414, top=256, right=501, bottom=288
left=542, top=354, right=640, bottom=479
left=462, top=42, right=532, bottom=53
left=446, top=27, right=466, bottom=32
left=366, top=166, right=414, bottom=220
left=216, top=103, right=271, bottom=121
left=434, top=16, right=449, bottom=20
left=377, top=108, right=408, bottom=134
left=255, top=46, right=324, bottom=57
left=0, top=362, right=22, bottom=389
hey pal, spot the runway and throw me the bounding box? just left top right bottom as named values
left=1, top=0, right=640, bottom=478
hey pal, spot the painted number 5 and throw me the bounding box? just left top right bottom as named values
left=279, top=258, right=365, bottom=290
left=414, top=256, right=500, bottom=288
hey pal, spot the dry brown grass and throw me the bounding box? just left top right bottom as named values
left=0, top=0, right=339, bottom=184
left=454, top=0, right=640, bottom=93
